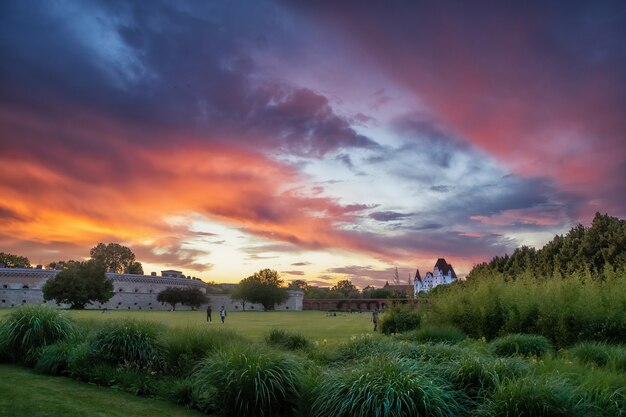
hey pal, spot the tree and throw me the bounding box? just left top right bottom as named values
left=42, top=260, right=113, bottom=309
left=157, top=287, right=184, bottom=311
left=89, top=242, right=143, bottom=274
left=182, top=287, right=209, bottom=310
left=288, top=279, right=309, bottom=292
left=232, top=269, right=289, bottom=310
left=331, top=279, right=359, bottom=298
left=157, top=287, right=208, bottom=310
left=0, top=252, right=31, bottom=268
left=127, top=261, right=144, bottom=275
left=393, top=266, right=401, bottom=285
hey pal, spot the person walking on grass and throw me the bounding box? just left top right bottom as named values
left=372, top=307, right=379, bottom=332
left=220, top=306, right=226, bottom=323
left=206, top=305, right=212, bottom=322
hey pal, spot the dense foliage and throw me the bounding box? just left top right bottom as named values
left=89, top=242, right=143, bottom=274
left=156, top=287, right=208, bottom=311
left=426, top=213, right=626, bottom=347
left=0, top=252, right=30, bottom=268
left=380, top=303, right=421, bottom=334
left=42, top=260, right=113, bottom=309
left=232, top=269, right=289, bottom=310
left=469, top=212, right=626, bottom=280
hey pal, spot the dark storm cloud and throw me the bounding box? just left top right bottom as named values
left=368, top=211, right=413, bottom=222
left=0, top=0, right=378, bottom=159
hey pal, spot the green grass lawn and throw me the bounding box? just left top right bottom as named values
left=0, top=309, right=375, bottom=345
left=0, top=364, right=207, bottom=417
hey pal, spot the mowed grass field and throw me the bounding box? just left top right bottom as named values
left=0, top=309, right=375, bottom=345
left=0, top=365, right=207, bottom=417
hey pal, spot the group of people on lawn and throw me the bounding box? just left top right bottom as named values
left=206, top=305, right=226, bottom=323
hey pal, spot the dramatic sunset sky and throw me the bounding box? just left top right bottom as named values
left=1, top=1, right=625, bottom=286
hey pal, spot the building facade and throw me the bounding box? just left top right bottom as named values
left=413, top=258, right=458, bottom=294
left=0, top=268, right=303, bottom=311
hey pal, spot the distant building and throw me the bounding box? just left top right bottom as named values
left=0, top=268, right=302, bottom=311
left=382, top=281, right=413, bottom=297
left=413, top=258, right=458, bottom=294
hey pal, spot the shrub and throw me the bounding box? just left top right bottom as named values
left=380, top=304, right=421, bottom=335
left=405, top=324, right=466, bottom=344
left=192, top=346, right=302, bottom=417
left=311, top=356, right=466, bottom=417
left=265, top=329, right=311, bottom=351
left=35, top=339, right=78, bottom=375
left=90, top=319, right=164, bottom=370
left=160, top=327, right=247, bottom=376
left=0, top=305, right=75, bottom=365
left=490, top=333, right=552, bottom=358
left=67, top=342, right=97, bottom=381
left=481, top=376, right=590, bottom=417
left=331, top=336, right=403, bottom=364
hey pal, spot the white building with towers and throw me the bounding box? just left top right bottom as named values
left=413, top=258, right=458, bottom=294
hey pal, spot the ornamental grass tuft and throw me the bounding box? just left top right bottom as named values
left=192, top=346, right=302, bottom=417
left=310, top=356, right=467, bottom=417
left=480, top=375, right=591, bottom=417
left=0, top=305, right=75, bottom=365
left=489, top=333, right=552, bottom=358
left=90, top=319, right=165, bottom=370
left=265, top=328, right=312, bottom=351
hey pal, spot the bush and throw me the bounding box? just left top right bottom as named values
left=490, top=334, right=552, bottom=358
left=380, top=304, right=421, bottom=335
left=480, top=376, right=590, bottom=417
left=192, top=346, right=302, bottom=417
left=405, top=324, right=466, bottom=344
left=35, top=339, right=78, bottom=375
left=160, top=327, right=248, bottom=376
left=67, top=342, right=97, bottom=381
left=311, top=356, right=466, bottom=417
left=329, top=336, right=404, bottom=365
left=265, top=329, right=311, bottom=351
left=402, top=342, right=472, bottom=364
left=90, top=319, right=164, bottom=370
left=0, top=305, right=75, bottom=365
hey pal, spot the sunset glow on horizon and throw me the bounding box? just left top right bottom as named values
left=1, top=1, right=625, bottom=287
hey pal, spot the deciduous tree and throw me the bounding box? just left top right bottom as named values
left=0, top=252, right=30, bottom=268
left=42, top=260, right=113, bottom=309
left=89, top=242, right=142, bottom=274
left=232, top=269, right=288, bottom=310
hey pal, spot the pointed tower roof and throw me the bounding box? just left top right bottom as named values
left=434, top=258, right=457, bottom=278
left=414, top=268, right=422, bottom=282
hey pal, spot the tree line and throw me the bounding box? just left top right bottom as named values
left=468, top=212, right=626, bottom=281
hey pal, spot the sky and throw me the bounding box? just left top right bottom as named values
left=1, top=0, right=625, bottom=287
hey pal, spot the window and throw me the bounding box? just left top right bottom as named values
left=22, top=285, right=29, bottom=289
left=118, top=288, right=123, bottom=292
left=2, top=285, right=7, bottom=289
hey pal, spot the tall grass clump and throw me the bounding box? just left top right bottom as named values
left=0, top=305, right=75, bottom=365
left=380, top=304, right=421, bottom=335
left=90, top=319, right=164, bottom=370
left=192, top=346, right=302, bottom=417
left=480, top=375, right=590, bottom=417
left=490, top=333, right=552, bottom=358
left=160, top=327, right=248, bottom=376
left=428, top=272, right=626, bottom=347
left=311, top=356, right=466, bottom=417
left=404, top=324, right=466, bottom=344
left=569, top=341, right=613, bottom=367
left=265, top=329, right=311, bottom=351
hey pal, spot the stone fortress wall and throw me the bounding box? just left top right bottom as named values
left=0, top=268, right=303, bottom=311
